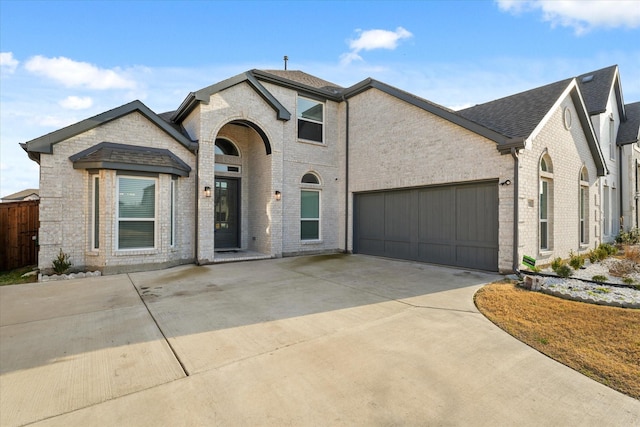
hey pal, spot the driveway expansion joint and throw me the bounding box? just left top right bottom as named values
left=127, top=273, right=190, bottom=377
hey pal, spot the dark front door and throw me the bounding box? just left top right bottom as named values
left=215, top=178, right=239, bottom=249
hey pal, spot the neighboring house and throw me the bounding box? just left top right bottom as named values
left=618, top=101, right=640, bottom=230
left=20, top=66, right=638, bottom=275
left=1, top=189, right=39, bottom=203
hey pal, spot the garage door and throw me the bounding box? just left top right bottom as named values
left=354, top=181, right=498, bottom=271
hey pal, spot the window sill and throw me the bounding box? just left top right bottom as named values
left=115, top=248, right=159, bottom=256
left=298, top=139, right=326, bottom=147
left=538, top=250, right=553, bottom=258
left=86, top=250, right=100, bottom=257
left=301, top=239, right=323, bottom=245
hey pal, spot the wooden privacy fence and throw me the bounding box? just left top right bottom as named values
left=0, top=200, right=39, bottom=271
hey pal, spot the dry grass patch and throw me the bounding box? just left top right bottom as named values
left=475, top=282, right=640, bottom=400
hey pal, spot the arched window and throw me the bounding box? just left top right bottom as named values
left=215, top=138, right=239, bottom=156
left=301, top=173, right=320, bottom=184
left=540, top=154, right=554, bottom=251
left=300, top=172, right=321, bottom=240
left=580, top=167, right=589, bottom=245
left=214, top=138, right=241, bottom=173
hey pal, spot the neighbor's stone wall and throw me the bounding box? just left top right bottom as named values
left=346, top=88, right=515, bottom=272
left=517, top=97, right=599, bottom=266
left=37, top=111, right=196, bottom=275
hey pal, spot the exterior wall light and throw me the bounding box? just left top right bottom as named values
left=275, top=191, right=282, bottom=201
left=204, top=186, right=212, bottom=197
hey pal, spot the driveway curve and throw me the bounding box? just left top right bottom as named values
left=1, top=254, right=638, bottom=426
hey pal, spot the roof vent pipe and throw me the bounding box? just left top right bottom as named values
left=284, top=55, right=288, bottom=70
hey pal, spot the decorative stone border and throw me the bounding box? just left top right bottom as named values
left=39, top=271, right=102, bottom=282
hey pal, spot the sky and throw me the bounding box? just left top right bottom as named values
left=1, top=0, right=639, bottom=198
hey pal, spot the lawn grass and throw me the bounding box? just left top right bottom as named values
left=0, top=266, right=38, bottom=286
left=474, top=282, right=640, bottom=400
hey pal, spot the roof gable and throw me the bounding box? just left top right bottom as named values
left=69, top=142, right=191, bottom=177
left=343, top=78, right=526, bottom=154
left=577, top=65, right=624, bottom=117
left=618, top=102, right=640, bottom=145
left=21, top=100, right=197, bottom=162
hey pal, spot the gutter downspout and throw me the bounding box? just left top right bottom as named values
left=619, top=144, right=623, bottom=232
left=194, top=144, right=200, bottom=265
left=343, top=95, right=350, bottom=253
left=511, top=147, right=520, bottom=273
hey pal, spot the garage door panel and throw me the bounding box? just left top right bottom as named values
left=418, top=188, right=454, bottom=241
left=355, top=182, right=498, bottom=271
left=385, top=240, right=413, bottom=259
left=418, top=243, right=455, bottom=265
left=385, top=191, right=412, bottom=241
left=456, top=246, right=498, bottom=270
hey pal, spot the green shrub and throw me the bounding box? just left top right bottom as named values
left=599, top=243, right=617, bottom=256
left=52, top=248, right=72, bottom=274
left=591, top=275, right=608, bottom=282
left=555, top=264, right=573, bottom=278
left=569, top=251, right=584, bottom=270
left=622, top=277, right=636, bottom=285
left=588, top=250, right=600, bottom=264
left=551, top=257, right=564, bottom=272
left=616, top=228, right=640, bottom=245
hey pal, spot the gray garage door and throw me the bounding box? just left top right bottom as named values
left=354, top=181, right=498, bottom=271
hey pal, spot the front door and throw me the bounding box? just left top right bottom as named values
left=214, top=178, right=239, bottom=249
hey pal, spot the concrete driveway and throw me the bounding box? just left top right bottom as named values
left=1, top=254, right=638, bottom=426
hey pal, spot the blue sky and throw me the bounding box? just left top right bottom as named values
left=1, top=0, right=639, bottom=197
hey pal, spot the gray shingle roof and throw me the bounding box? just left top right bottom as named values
left=69, top=142, right=192, bottom=177
left=618, top=102, right=640, bottom=145
left=258, top=70, right=344, bottom=94
left=458, top=78, right=573, bottom=139
left=1, top=189, right=39, bottom=201
left=577, top=65, right=617, bottom=115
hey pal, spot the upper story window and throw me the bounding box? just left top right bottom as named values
left=540, top=154, right=554, bottom=251
left=609, top=117, right=616, bottom=160
left=301, top=173, right=320, bottom=184
left=297, top=96, right=324, bottom=143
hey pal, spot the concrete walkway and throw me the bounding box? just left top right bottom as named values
left=1, top=254, right=638, bottom=426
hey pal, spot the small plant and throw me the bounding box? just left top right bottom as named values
left=599, top=243, right=618, bottom=256
left=52, top=248, right=72, bottom=274
left=595, top=287, right=611, bottom=294
left=615, top=228, right=640, bottom=245
left=528, top=265, right=541, bottom=273
left=569, top=251, right=585, bottom=270
left=551, top=257, right=564, bottom=272
left=555, top=264, right=573, bottom=278
left=622, top=245, right=640, bottom=264
left=592, top=275, right=608, bottom=282
left=622, top=277, right=636, bottom=285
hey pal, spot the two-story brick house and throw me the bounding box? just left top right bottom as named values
left=21, top=66, right=639, bottom=275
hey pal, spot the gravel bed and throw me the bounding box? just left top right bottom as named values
left=526, top=257, right=640, bottom=309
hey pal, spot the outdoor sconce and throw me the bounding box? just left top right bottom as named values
left=204, top=186, right=212, bottom=197
left=275, top=191, right=282, bottom=201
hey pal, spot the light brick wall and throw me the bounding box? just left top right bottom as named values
left=517, top=97, right=599, bottom=266
left=38, top=111, right=196, bottom=274
left=345, top=88, right=515, bottom=272
left=193, top=81, right=343, bottom=261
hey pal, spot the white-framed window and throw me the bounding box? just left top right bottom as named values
left=91, top=175, right=100, bottom=250
left=170, top=178, right=176, bottom=247
left=540, top=154, right=553, bottom=251
left=604, top=185, right=610, bottom=236
left=580, top=167, right=589, bottom=245
left=117, top=176, right=157, bottom=250
left=609, top=117, right=616, bottom=160
left=300, top=172, right=321, bottom=240
left=297, top=96, right=324, bottom=143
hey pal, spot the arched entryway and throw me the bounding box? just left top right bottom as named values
left=213, top=120, right=273, bottom=255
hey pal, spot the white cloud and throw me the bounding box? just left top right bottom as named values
left=497, top=0, right=640, bottom=34
left=24, top=55, right=136, bottom=90
left=59, top=96, right=93, bottom=110
left=0, top=52, right=19, bottom=74
left=341, top=27, right=413, bottom=65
